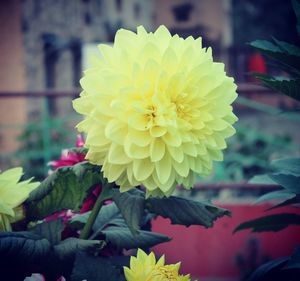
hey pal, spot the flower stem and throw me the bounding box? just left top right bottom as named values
left=79, top=184, right=113, bottom=239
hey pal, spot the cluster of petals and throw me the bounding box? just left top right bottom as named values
left=0, top=167, right=39, bottom=231
left=124, top=249, right=191, bottom=281
left=73, top=25, right=238, bottom=196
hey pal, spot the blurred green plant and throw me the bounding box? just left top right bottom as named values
left=234, top=1, right=300, bottom=280
left=15, top=112, right=76, bottom=180
left=200, top=125, right=293, bottom=183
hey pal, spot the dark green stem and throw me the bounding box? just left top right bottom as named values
left=79, top=184, right=113, bottom=239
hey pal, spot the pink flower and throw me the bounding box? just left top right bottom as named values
left=48, top=135, right=86, bottom=171
left=45, top=135, right=103, bottom=238
left=45, top=135, right=112, bottom=240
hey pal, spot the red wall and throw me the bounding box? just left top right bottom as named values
left=152, top=204, right=300, bottom=281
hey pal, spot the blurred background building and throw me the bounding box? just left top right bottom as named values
left=0, top=1, right=300, bottom=280
left=1, top=0, right=299, bottom=175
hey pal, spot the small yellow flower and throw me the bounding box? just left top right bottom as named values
left=0, top=167, right=39, bottom=231
left=73, top=25, right=238, bottom=197
left=124, top=249, right=191, bottom=281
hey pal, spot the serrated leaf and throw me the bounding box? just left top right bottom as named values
left=112, top=189, right=145, bottom=234
left=272, top=158, right=300, bottom=176
left=270, top=173, right=300, bottom=194
left=26, top=162, right=103, bottom=221
left=0, top=231, right=51, bottom=262
left=253, top=73, right=300, bottom=102
left=29, top=218, right=64, bottom=245
left=102, top=226, right=170, bottom=250
left=54, top=238, right=105, bottom=260
left=254, top=190, right=296, bottom=205
left=147, top=196, right=230, bottom=228
left=71, top=252, right=125, bottom=281
left=249, top=40, right=300, bottom=75
left=234, top=213, right=300, bottom=233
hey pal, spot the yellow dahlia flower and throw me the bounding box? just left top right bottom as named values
left=124, top=249, right=191, bottom=281
left=0, top=167, right=39, bottom=231
left=73, top=25, right=238, bottom=197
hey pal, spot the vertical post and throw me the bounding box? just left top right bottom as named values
left=42, top=96, right=51, bottom=174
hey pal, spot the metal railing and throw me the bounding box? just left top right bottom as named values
left=0, top=83, right=299, bottom=179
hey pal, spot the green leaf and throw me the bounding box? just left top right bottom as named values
left=253, top=73, right=300, bottom=102
left=234, top=213, right=300, bottom=233
left=112, top=189, right=145, bottom=234
left=272, top=158, right=300, bottom=176
left=147, top=196, right=230, bottom=228
left=71, top=252, right=125, bottom=281
left=249, top=40, right=300, bottom=75
left=29, top=218, right=64, bottom=245
left=250, top=174, right=277, bottom=185
left=273, top=38, right=300, bottom=58
left=68, top=203, right=127, bottom=231
left=0, top=231, right=51, bottom=261
left=247, top=257, right=289, bottom=281
left=102, top=226, right=170, bottom=250
left=70, top=203, right=169, bottom=250
left=254, top=190, right=296, bottom=205
left=54, top=238, right=105, bottom=260
left=267, top=196, right=300, bottom=211
left=26, top=162, right=103, bottom=221
left=93, top=203, right=127, bottom=230
left=270, top=173, right=300, bottom=194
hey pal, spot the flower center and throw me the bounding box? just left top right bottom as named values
left=147, top=265, right=181, bottom=281
left=172, top=95, right=189, bottom=119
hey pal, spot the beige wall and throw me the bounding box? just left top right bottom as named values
left=0, top=0, right=27, bottom=167
left=154, top=0, right=230, bottom=43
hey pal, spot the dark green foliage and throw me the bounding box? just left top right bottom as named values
left=237, top=3, right=300, bottom=278
left=0, top=232, right=53, bottom=280
left=234, top=213, right=300, bottom=233
left=0, top=231, right=51, bottom=261
left=246, top=247, right=300, bottom=281
left=53, top=238, right=105, bottom=260
left=147, top=196, right=230, bottom=228
left=253, top=74, right=300, bottom=102
left=26, top=162, right=103, bottom=221
left=70, top=203, right=170, bottom=250
left=102, top=226, right=170, bottom=250
left=112, top=189, right=145, bottom=234
left=249, top=17, right=300, bottom=101
left=29, top=217, right=64, bottom=244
